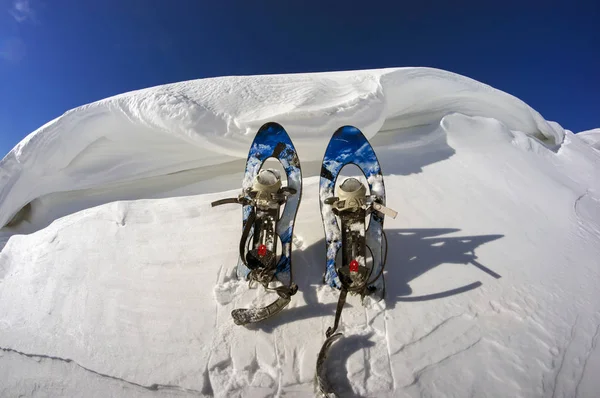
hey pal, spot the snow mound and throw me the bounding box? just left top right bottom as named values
left=0, top=67, right=564, bottom=228
left=1, top=67, right=599, bottom=397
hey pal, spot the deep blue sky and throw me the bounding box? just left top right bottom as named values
left=0, top=0, right=598, bottom=156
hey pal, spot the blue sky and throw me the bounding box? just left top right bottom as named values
left=0, top=0, right=598, bottom=156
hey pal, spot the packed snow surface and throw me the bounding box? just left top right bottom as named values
left=1, top=67, right=599, bottom=397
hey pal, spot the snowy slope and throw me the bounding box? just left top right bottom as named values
left=578, top=128, right=600, bottom=151
left=1, top=67, right=600, bottom=397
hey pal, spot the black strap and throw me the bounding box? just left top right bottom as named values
left=365, top=229, right=388, bottom=287
left=211, top=197, right=240, bottom=207
left=324, top=217, right=389, bottom=339
left=211, top=196, right=256, bottom=207
left=238, top=209, right=256, bottom=268
left=210, top=195, right=258, bottom=270
left=326, top=287, right=347, bottom=338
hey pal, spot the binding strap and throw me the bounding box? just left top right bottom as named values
left=326, top=287, right=348, bottom=338
left=211, top=196, right=253, bottom=207
left=239, top=209, right=256, bottom=269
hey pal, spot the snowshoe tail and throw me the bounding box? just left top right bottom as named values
left=231, top=283, right=298, bottom=325
left=231, top=297, right=290, bottom=325
left=316, top=332, right=343, bottom=397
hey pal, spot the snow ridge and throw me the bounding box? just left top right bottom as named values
left=0, top=67, right=565, bottom=228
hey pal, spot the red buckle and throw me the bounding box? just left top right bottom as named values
left=258, top=244, right=267, bottom=257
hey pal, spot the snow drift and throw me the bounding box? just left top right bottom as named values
left=0, top=67, right=565, bottom=229
left=1, top=67, right=600, bottom=397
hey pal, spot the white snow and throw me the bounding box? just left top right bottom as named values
left=0, top=67, right=564, bottom=229
left=578, top=128, right=600, bottom=151
left=1, top=67, right=599, bottom=397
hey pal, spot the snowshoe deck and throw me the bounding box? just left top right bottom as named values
left=319, top=125, right=389, bottom=299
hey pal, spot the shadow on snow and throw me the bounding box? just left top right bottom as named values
left=247, top=228, right=502, bottom=330
left=247, top=227, right=503, bottom=396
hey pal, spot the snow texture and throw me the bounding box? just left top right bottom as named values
left=1, top=67, right=599, bottom=397
left=0, top=67, right=563, bottom=228
left=577, top=128, right=600, bottom=151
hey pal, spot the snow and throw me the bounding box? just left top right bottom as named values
left=0, top=67, right=564, bottom=229
left=578, top=128, right=600, bottom=151
left=1, top=67, right=600, bottom=397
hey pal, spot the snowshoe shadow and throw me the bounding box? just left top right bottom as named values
left=296, top=228, right=503, bottom=312
left=246, top=228, right=502, bottom=330
left=383, top=228, right=503, bottom=309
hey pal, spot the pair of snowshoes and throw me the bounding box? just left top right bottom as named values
left=211, top=122, right=397, bottom=397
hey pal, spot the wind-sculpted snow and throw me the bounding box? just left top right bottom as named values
left=0, top=67, right=566, bottom=227
left=0, top=89, right=599, bottom=395
left=578, top=128, right=600, bottom=151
